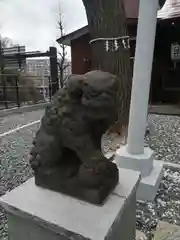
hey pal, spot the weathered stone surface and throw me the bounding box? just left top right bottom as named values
left=136, top=230, right=146, bottom=240
left=29, top=70, right=119, bottom=205
left=154, top=221, right=180, bottom=240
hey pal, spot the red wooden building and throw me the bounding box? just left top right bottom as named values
left=57, top=0, right=180, bottom=104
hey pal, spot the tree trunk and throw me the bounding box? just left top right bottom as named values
left=82, top=0, right=132, bottom=134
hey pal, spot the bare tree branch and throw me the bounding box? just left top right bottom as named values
left=57, top=9, right=69, bottom=88
left=62, top=64, right=69, bottom=71
left=0, top=35, right=14, bottom=48
left=58, top=51, right=63, bottom=59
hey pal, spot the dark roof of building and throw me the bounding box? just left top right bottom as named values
left=58, top=0, right=180, bottom=46
left=57, top=26, right=89, bottom=46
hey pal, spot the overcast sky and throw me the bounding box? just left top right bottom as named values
left=0, top=0, right=87, bottom=53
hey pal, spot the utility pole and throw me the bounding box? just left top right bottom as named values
left=49, top=47, right=59, bottom=97
left=0, top=38, right=8, bottom=109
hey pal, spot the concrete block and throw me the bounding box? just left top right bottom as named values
left=137, top=160, right=163, bottom=201
left=115, top=146, right=163, bottom=201
left=0, top=169, right=140, bottom=240
left=116, top=146, right=154, bottom=177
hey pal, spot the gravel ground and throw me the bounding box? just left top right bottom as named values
left=148, top=115, right=180, bottom=164
left=136, top=168, right=180, bottom=239
left=1, top=113, right=180, bottom=239
left=0, top=122, right=41, bottom=240
left=135, top=115, right=180, bottom=239
left=0, top=109, right=43, bottom=240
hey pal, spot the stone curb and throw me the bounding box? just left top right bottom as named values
left=148, top=105, right=180, bottom=116
left=163, top=162, right=180, bottom=171
left=0, top=102, right=49, bottom=117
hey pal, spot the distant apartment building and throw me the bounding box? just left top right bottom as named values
left=26, top=58, right=71, bottom=87
left=26, top=58, right=50, bottom=87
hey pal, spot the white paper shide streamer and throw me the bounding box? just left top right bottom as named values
left=90, top=36, right=130, bottom=52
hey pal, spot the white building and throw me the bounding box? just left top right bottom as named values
left=26, top=58, right=71, bottom=88
left=26, top=58, right=50, bottom=87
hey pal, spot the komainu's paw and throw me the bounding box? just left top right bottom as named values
left=78, top=163, right=102, bottom=188
left=28, top=153, right=41, bottom=172
left=78, top=160, right=118, bottom=188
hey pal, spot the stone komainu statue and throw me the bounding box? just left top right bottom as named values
left=29, top=70, right=119, bottom=204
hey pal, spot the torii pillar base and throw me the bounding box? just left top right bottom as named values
left=116, top=146, right=163, bottom=201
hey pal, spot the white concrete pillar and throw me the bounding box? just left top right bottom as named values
left=127, top=0, right=159, bottom=155
left=116, top=0, right=164, bottom=201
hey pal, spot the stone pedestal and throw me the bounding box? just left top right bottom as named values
left=0, top=169, right=140, bottom=240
